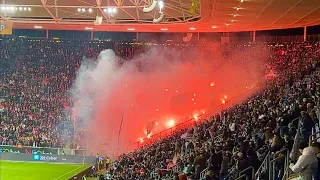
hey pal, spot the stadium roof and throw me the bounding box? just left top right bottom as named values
left=1, top=0, right=320, bottom=32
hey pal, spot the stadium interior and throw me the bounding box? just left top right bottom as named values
left=0, top=0, right=320, bottom=180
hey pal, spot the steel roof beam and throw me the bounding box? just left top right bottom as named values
left=96, top=0, right=109, bottom=22
left=41, top=0, right=58, bottom=22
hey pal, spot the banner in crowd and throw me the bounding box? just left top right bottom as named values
left=0, top=20, right=13, bottom=35
left=0, top=145, right=59, bottom=154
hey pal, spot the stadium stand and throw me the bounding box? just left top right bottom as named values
left=0, top=39, right=143, bottom=148
left=1, top=39, right=320, bottom=180
left=110, top=42, right=320, bottom=180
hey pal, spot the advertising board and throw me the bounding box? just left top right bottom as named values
left=0, top=152, right=96, bottom=164
left=0, top=145, right=59, bottom=154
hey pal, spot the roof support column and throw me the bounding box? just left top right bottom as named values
left=197, top=32, right=200, bottom=41
left=252, top=30, right=256, bottom=43
left=136, top=32, right=139, bottom=42
left=91, top=31, right=94, bottom=40
left=46, top=29, right=49, bottom=39
left=303, top=26, right=307, bottom=42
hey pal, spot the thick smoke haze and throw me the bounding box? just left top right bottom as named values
left=70, top=44, right=267, bottom=157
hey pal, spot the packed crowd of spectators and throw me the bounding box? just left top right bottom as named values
left=1, top=38, right=320, bottom=180
left=0, top=39, right=143, bottom=148
left=110, top=42, right=320, bottom=180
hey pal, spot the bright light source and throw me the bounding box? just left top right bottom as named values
left=140, top=138, right=144, bottom=142
left=23, top=7, right=27, bottom=11
left=112, top=8, right=117, bottom=13
left=147, top=134, right=151, bottom=139
left=192, top=98, right=194, bottom=101
left=210, top=82, right=215, bottom=86
left=127, top=28, right=135, bottom=31
left=165, top=88, right=169, bottom=91
left=156, top=109, right=159, bottom=112
left=9, top=6, right=14, bottom=11
left=202, top=110, right=205, bottom=114
left=226, top=23, right=230, bottom=26
left=189, top=27, right=196, bottom=30
left=231, top=20, right=234, bottom=22
left=81, top=8, right=86, bottom=12
left=77, top=8, right=81, bottom=12
left=103, top=8, right=107, bottom=12
left=107, top=8, right=112, bottom=13
left=158, top=1, right=164, bottom=9
left=1, top=7, right=5, bottom=10
left=85, top=27, right=93, bottom=30
left=34, top=25, right=43, bottom=29
left=222, top=99, right=226, bottom=104
left=5, top=7, right=10, bottom=10
left=88, top=8, right=93, bottom=13
left=224, top=95, right=228, bottom=99
left=155, top=122, right=159, bottom=126
left=212, top=26, right=217, bottom=29
left=236, top=7, right=240, bottom=10
left=233, top=14, right=236, bottom=17
left=168, top=120, right=175, bottom=127
left=28, top=7, right=31, bottom=11
left=194, top=115, right=198, bottom=120
left=240, top=0, right=244, bottom=2
left=194, top=102, right=197, bottom=105
left=161, top=28, right=168, bottom=31
left=194, top=94, right=196, bottom=96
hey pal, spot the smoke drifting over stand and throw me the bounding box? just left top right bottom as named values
left=70, top=44, right=267, bottom=157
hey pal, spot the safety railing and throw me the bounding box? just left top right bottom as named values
left=150, top=171, right=161, bottom=180
left=235, top=174, right=249, bottom=180
left=269, top=148, right=290, bottom=180
left=238, top=166, right=255, bottom=180
left=309, top=131, right=320, bottom=146
left=200, top=167, right=208, bottom=180
left=254, top=151, right=270, bottom=179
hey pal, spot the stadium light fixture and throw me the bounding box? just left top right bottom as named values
left=23, top=7, right=27, bottom=11
left=28, top=7, right=31, bottom=11
left=158, top=1, right=164, bottom=9
left=81, top=8, right=86, bottom=12
left=241, top=0, right=244, bottom=2
left=88, top=8, right=93, bottom=13
left=236, top=7, right=240, bottom=10
left=153, top=13, right=165, bottom=23
left=127, top=28, right=135, bottom=31
left=143, top=0, right=158, bottom=13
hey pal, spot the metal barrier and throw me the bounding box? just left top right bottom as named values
left=235, top=174, right=249, bottom=180
left=150, top=171, right=161, bottom=180
left=200, top=167, right=208, bottom=180
left=239, top=166, right=255, bottom=180
left=254, top=151, right=270, bottom=179
left=309, top=131, right=320, bottom=146
left=269, top=148, right=289, bottom=180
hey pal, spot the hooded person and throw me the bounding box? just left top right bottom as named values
left=289, top=146, right=318, bottom=180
